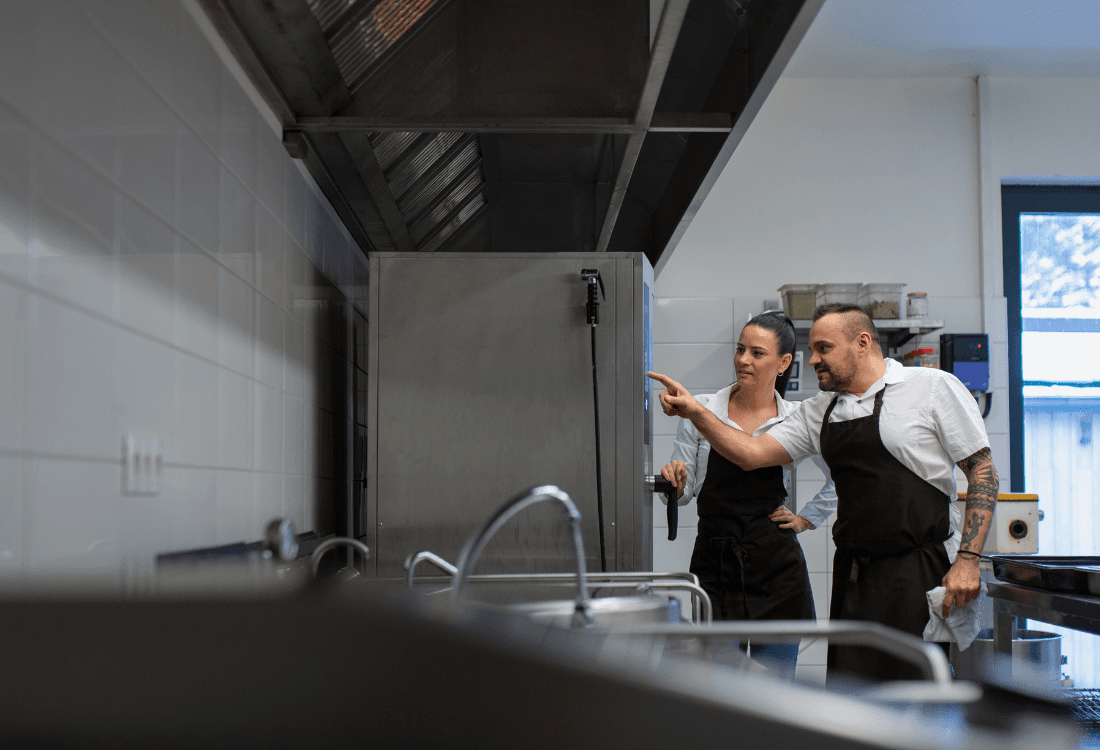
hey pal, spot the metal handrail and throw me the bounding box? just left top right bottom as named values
left=452, top=486, right=594, bottom=628
left=607, top=620, right=954, bottom=686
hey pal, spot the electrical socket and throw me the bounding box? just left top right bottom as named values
left=122, top=434, right=162, bottom=496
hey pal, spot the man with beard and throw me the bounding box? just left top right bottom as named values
left=649, top=303, right=998, bottom=683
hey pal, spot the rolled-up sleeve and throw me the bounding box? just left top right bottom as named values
left=767, top=403, right=818, bottom=464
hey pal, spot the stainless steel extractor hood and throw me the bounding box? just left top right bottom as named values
left=198, top=0, right=825, bottom=273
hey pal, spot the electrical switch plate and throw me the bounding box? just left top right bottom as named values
left=122, top=434, right=162, bottom=496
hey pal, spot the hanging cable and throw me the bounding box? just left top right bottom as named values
left=581, top=269, right=607, bottom=572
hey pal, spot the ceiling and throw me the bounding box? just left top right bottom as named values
left=200, top=0, right=826, bottom=272
left=785, top=0, right=1100, bottom=78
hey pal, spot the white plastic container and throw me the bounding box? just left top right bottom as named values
left=907, top=292, right=928, bottom=317
left=859, top=283, right=906, bottom=320
left=777, top=284, right=819, bottom=320
left=816, top=283, right=862, bottom=307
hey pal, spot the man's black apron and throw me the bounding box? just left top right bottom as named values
left=820, top=385, right=952, bottom=683
left=689, top=444, right=815, bottom=623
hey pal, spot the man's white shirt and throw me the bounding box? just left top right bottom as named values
left=668, top=384, right=837, bottom=529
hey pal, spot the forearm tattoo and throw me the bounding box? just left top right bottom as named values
left=956, top=447, right=999, bottom=553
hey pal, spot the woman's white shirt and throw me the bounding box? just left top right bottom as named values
left=667, top=384, right=837, bottom=529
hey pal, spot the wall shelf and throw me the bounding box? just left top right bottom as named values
left=790, top=318, right=944, bottom=351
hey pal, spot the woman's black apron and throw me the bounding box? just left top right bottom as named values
left=820, top=385, right=952, bottom=683
left=689, top=438, right=815, bottom=623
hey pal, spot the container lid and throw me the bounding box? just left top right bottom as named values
left=777, top=284, right=819, bottom=292
left=907, top=291, right=927, bottom=298
left=860, top=283, right=906, bottom=291
left=819, top=283, right=862, bottom=291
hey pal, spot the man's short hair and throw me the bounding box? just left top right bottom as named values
left=812, top=303, right=880, bottom=345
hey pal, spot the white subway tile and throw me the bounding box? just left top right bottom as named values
left=217, top=368, right=253, bottom=471
left=0, top=2, right=36, bottom=117
left=305, top=193, right=324, bottom=266
left=809, top=571, right=831, bottom=620
left=119, top=492, right=172, bottom=565
left=254, top=292, right=284, bottom=389
left=653, top=297, right=734, bottom=344
left=166, top=465, right=216, bottom=550
left=116, top=329, right=176, bottom=450
left=255, top=134, right=286, bottom=228
left=651, top=342, right=734, bottom=391
left=30, top=0, right=118, bottom=178
left=651, top=407, right=681, bottom=437
left=215, top=468, right=254, bottom=545
left=73, top=0, right=182, bottom=105
left=284, top=315, right=306, bottom=399
left=652, top=434, right=676, bottom=467
left=255, top=204, right=286, bottom=307
left=219, top=69, right=257, bottom=194
left=175, top=239, right=219, bottom=361
left=174, top=352, right=218, bottom=467
left=117, top=197, right=177, bottom=340
left=987, top=296, right=1008, bottom=343
left=253, top=382, right=283, bottom=474
left=172, top=8, right=222, bottom=151
left=929, top=296, right=982, bottom=335
left=175, top=128, right=220, bottom=254
left=988, top=432, right=1010, bottom=484
left=218, top=266, right=254, bottom=376
left=114, top=64, right=179, bottom=226
left=283, top=474, right=305, bottom=532
left=32, top=141, right=117, bottom=317
left=254, top=472, right=284, bottom=533
left=218, top=166, right=255, bottom=260
left=652, top=529, right=695, bottom=573
left=0, top=278, right=25, bottom=453
left=0, top=457, right=23, bottom=567
left=733, top=296, right=773, bottom=329
left=26, top=458, right=121, bottom=569
left=798, top=524, right=828, bottom=574
left=24, top=295, right=118, bottom=459
left=285, top=166, right=308, bottom=251
left=653, top=495, right=698, bottom=534
left=0, top=105, right=30, bottom=284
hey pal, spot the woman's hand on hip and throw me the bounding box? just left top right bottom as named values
left=769, top=505, right=812, bottom=533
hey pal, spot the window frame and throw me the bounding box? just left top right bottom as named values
left=1001, top=184, right=1100, bottom=492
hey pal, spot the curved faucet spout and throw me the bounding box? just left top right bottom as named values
left=310, top=537, right=371, bottom=579
left=404, top=550, right=458, bottom=588
left=452, top=485, right=594, bottom=628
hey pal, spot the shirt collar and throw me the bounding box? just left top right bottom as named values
left=706, top=383, right=792, bottom=426
left=849, top=358, right=902, bottom=403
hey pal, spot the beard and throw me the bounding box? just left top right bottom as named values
left=815, top=358, right=856, bottom=392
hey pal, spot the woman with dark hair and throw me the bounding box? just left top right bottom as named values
left=659, top=313, right=835, bottom=679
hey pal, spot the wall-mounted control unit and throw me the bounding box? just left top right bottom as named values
left=940, top=333, right=989, bottom=390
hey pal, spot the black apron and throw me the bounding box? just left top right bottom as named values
left=689, top=442, right=815, bottom=623
left=820, top=385, right=952, bottom=683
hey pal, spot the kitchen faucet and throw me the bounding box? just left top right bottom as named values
left=451, top=485, right=594, bottom=628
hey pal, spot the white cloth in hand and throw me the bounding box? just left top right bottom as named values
left=923, top=583, right=986, bottom=651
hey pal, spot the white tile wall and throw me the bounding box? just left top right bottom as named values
left=0, top=0, right=368, bottom=577
left=651, top=342, right=734, bottom=391
left=653, top=298, right=734, bottom=344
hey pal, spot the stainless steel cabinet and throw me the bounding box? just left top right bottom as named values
left=366, top=253, right=653, bottom=576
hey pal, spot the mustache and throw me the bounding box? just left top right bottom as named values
left=814, top=364, right=830, bottom=374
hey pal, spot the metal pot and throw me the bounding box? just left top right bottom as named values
left=503, top=593, right=672, bottom=629
left=952, top=628, right=1063, bottom=684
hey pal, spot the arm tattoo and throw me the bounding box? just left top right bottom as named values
left=955, top=447, right=999, bottom=554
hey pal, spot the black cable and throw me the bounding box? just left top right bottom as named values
left=591, top=324, right=607, bottom=573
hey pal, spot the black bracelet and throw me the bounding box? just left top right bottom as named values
left=956, top=550, right=981, bottom=560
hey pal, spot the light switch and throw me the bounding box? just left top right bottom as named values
left=123, top=434, right=162, bottom=496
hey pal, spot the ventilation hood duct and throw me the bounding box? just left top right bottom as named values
left=199, top=0, right=824, bottom=273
